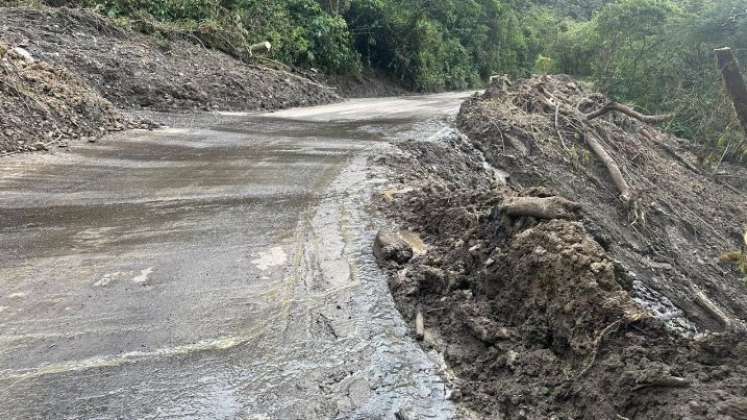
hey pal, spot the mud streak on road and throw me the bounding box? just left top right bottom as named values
left=0, top=93, right=472, bottom=419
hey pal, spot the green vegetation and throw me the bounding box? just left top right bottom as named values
left=15, top=0, right=747, bottom=161
left=73, top=0, right=545, bottom=91
left=543, top=0, right=747, bottom=161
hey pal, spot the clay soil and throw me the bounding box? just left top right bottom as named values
left=375, top=76, right=747, bottom=419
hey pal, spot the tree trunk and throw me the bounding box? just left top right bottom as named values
left=500, top=196, right=582, bottom=219
left=715, top=47, right=747, bottom=135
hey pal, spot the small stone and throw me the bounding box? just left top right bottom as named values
left=373, top=230, right=413, bottom=265
left=8, top=46, right=34, bottom=64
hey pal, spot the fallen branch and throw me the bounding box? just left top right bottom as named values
left=585, top=101, right=674, bottom=124
left=631, top=373, right=691, bottom=391
left=692, top=286, right=741, bottom=331
left=640, top=128, right=703, bottom=175
left=500, top=196, right=581, bottom=219
left=583, top=131, right=633, bottom=203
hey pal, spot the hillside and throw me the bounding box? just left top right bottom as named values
left=0, top=6, right=339, bottom=153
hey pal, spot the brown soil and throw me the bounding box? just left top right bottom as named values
left=0, top=7, right=339, bottom=112
left=322, top=72, right=409, bottom=98
left=0, top=6, right=340, bottom=154
left=0, top=43, right=152, bottom=154
left=375, top=76, right=747, bottom=419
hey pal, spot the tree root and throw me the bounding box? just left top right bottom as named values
left=575, top=319, right=624, bottom=380
left=691, top=286, right=742, bottom=331
left=585, top=101, right=674, bottom=124
left=583, top=131, right=633, bottom=204
left=500, top=196, right=582, bottom=219
left=631, top=373, right=691, bottom=391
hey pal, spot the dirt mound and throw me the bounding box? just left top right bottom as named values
left=0, top=43, right=150, bottom=154
left=0, top=7, right=339, bottom=112
left=375, top=76, right=747, bottom=418
left=459, top=75, right=747, bottom=331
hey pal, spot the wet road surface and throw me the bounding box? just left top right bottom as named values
left=0, top=92, right=472, bottom=419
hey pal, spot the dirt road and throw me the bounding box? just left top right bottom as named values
left=0, top=92, right=472, bottom=419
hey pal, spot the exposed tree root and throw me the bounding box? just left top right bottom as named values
left=500, top=196, right=581, bottom=219
left=500, top=77, right=681, bottom=207
left=691, top=286, right=743, bottom=331
left=582, top=131, right=633, bottom=204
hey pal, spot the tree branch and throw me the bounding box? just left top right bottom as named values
left=585, top=101, right=674, bottom=124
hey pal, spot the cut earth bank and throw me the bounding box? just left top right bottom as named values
left=0, top=6, right=340, bottom=155
left=375, top=75, right=747, bottom=419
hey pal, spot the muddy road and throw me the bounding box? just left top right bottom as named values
left=0, top=93, right=471, bottom=419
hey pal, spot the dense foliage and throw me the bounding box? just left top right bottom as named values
left=543, top=0, right=747, bottom=161
left=70, top=0, right=548, bottom=90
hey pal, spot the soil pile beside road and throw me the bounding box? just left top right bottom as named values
left=0, top=7, right=339, bottom=112
left=375, top=75, right=747, bottom=418
left=0, top=6, right=340, bottom=153
left=0, top=43, right=150, bottom=154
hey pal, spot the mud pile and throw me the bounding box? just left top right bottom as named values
left=0, top=7, right=339, bottom=112
left=0, top=43, right=150, bottom=154
left=376, top=76, right=747, bottom=418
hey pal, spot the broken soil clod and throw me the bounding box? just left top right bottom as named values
left=0, top=38, right=154, bottom=154
left=375, top=75, right=747, bottom=419
left=373, top=230, right=414, bottom=266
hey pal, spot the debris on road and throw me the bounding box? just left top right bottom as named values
left=0, top=39, right=151, bottom=154
left=373, top=230, right=414, bottom=266
left=376, top=75, right=747, bottom=419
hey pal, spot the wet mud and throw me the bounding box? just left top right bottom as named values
left=375, top=77, right=747, bottom=419
left=0, top=94, right=471, bottom=418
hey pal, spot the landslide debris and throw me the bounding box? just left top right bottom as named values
left=0, top=42, right=150, bottom=154
left=0, top=7, right=339, bottom=112
left=375, top=76, right=747, bottom=419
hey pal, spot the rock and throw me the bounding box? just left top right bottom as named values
left=32, top=142, right=48, bottom=151
left=8, top=47, right=34, bottom=64
left=373, top=230, right=413, bottom=265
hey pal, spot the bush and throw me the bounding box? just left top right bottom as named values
left=544, top=0, right=747, bottom=163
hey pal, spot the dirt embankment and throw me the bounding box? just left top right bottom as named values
left=0, top=43, right=153, bottom=154
left=375, top=76, right=747, bottom=419
left=0, top=6, right=340, bottom=153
